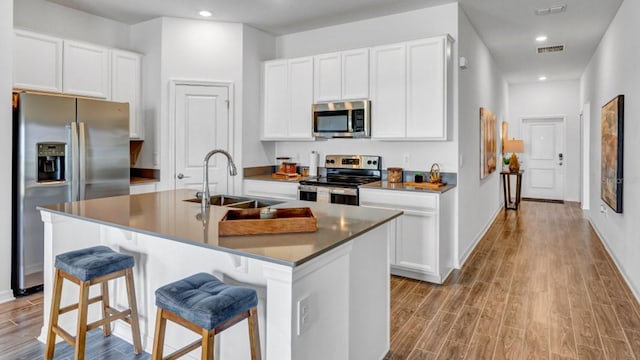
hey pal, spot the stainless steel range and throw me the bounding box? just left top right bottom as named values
left=298, top=155, right=381, bottom=206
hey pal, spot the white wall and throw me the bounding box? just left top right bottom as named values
left=13, top=0, right=130, bottom=49
left=580, top=0, right=640, bottom=300
left=508, top=80, right=581, bottom=202
left=0, top=0, right=15, bottom=303
left=151, top=18, right=245, bottom=192
left=273, top=3, right=459, bottom=174
left=457, top=8, right=507, bottom=264
left=242, top=25, right=277, bottom=167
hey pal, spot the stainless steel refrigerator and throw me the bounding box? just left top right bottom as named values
left=12, top=92, right=130, bottom=295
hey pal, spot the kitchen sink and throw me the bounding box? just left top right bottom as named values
left=183, top=194, right=283, bottom=208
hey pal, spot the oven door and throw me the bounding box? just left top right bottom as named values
left=329, top=187, right=359, bottom=206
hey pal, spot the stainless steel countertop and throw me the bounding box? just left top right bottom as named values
left=39, top=189, right=402, bottom=267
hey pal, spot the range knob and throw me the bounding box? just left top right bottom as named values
left=372, top=160, right=378, bottom=166
left=367, top=160, right=372, bottom=165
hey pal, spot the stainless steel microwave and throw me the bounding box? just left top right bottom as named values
left=312, top=100, right=371, bottom=138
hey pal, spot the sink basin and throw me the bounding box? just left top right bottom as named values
left=183, top=194, right=283, bottom=208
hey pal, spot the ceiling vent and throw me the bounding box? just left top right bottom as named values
left=535, top=4, right=567, bottom=16
left=537, top=44, right=565, bottom=54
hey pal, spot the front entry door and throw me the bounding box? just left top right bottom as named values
left=174, top=84, right=230, bottom=193
left=521, top=117, right=565, bottom=200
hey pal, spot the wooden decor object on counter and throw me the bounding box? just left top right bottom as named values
left=219, top=207, right=317, bottom=236
left=271, top=172, right=302, bottom=180
left=403, top=181, right=447, bottom=189
left=387, top=168, right=403, bottom=183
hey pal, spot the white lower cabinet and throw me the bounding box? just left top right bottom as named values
left=130, top=182, right=158, bottom=195
left=243, top=179, right=299, bottom=201
left=359, top=188, right=454, bottom=284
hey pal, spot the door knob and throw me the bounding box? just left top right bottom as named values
left=176, top=173, right=190, bottom=179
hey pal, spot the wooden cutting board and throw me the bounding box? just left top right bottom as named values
left=271, top=172, right=301, bottom=180
left=403, top=182, right=447, bottom=189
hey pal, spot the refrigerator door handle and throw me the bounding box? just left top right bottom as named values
left=79, top=122, right=87, bottom=200
left=70, top=122, right=79, bottom=201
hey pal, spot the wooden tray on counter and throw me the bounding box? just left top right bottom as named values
left=218, top=207, right=317, bottom=236
left=271, top=172, right=302, bottom=180
left=403, top=182, right=447, bottom=189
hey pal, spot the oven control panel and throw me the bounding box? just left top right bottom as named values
left=325, top=155, right=381, bottom=170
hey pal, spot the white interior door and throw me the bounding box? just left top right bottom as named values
left=521, top=117, right=565, bottom=200
left=174, top=84, right=230, bottom=193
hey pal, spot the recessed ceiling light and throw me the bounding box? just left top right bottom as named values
left=539, top=76, right=547, bottom=81
left=536, top=35, right=548, bottom=42
left=199, top=10, right=212, bottom=17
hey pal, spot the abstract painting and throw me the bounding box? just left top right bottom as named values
left=480, top=107, right=497, bottom=179
left=601, top=95, right=624, bottom=213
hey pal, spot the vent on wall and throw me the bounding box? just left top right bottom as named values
left=537, top=44, right=565, bottom=54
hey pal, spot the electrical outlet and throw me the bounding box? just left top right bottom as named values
left=402, top=153, right=410, bottom=165
left=297, top=294, right=313, bottom=335
left=153, top=152, right=159, bottom=166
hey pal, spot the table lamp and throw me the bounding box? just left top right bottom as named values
left=504, top=139, right=524, bottom=172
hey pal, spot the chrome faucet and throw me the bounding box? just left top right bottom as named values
left=201, top=149, right=238, bottom=213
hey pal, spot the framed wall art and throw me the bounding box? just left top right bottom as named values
left=601, top=95, right=624, bottom=213
left=480, top=107, right=497, bottom=179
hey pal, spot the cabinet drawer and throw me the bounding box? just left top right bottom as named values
left=359, top=188, right=437, bottom=211
left=243, top=179, right=298, bottom=200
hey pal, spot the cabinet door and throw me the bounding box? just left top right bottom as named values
left=342, top=48, right=369, bottom=100
left=63, top=40, right=110, bottom=98
left=396, top=209, right=438, bottom=274
left=262, top=60, right=289, bottom=139
left=313, top=52, right=341, bottom=102
left=406, top=37, right=446, bottom=140
left=111, top=50, right=142, bottom=139
left=288, top=57, right=314, bottom=140
left=13, top=30, right=63, bottom=93
left=370, top=43, right=406, bottom=139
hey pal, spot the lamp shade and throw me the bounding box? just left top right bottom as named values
left=504, top=139, right=524, bottom=153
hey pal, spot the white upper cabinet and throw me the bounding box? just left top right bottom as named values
left=341, top=48, right=369, bottom=100
left=370, top=43, right=406, bottom=139
left=262, top=57, right=314, bottom=141
left=13, top=30, right=63, bottom=93
left=63, top=40, right=111, bottom=98
left=371, top=35, right=453, bottom=141
left=313, top=48, right=369, bottom=102
left=111, top=50, right=143, bottom=139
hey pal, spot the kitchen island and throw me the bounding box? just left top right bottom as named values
left=38, top=189, right=401, bottom=360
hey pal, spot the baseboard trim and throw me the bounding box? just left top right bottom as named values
left=0, top=289, right=15, bottom=304
left=586, top=213, right=640, bottom=306
left=457, top=204, right=502, bottom=268
left=522, top=197, right=564, bottom=204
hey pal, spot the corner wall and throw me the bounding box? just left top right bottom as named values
left=1, top=0, right=14, bottom=303
left=580, top=0, right=640, bottom=300
left=457, top=7, right=507, bottom=264
left=508, top=80, right=581, bottom=202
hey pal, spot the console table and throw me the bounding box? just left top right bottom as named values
left=501, top=170, right=523, bottom=210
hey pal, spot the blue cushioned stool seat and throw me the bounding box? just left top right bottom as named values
left=155, top=272, right=258, bottom=330
left=55, top=245, right=134, bottom=281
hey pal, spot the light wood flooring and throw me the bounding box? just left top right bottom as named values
left=386, top=201, right=640, bottom=359
left=2, top=201, right=640, bottom=359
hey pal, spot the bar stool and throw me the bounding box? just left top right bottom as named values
left=45, top=246, right=142, bottom=360
left=152, top=272, right=261, bottom=360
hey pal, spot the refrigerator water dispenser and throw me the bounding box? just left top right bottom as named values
left=37, top=143, right=65, bottom=182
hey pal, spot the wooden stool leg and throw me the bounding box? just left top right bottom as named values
left=125, top=268, right=143, bottom=354
left=201, top=328, right=215, bottom=360
left=247, top=307, right=262, bottom=360
left=152, top=308, right=167, bottom=360
left=101, top=281, right=111, bottom=336
left=45, top=268, right=64, bottom=360
left=74, top=280, right=90, bottom=360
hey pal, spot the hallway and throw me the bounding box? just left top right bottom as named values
left=387, top=201, right=640, bottom=359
